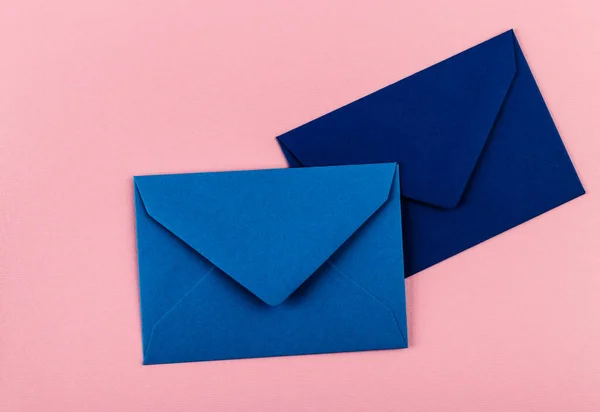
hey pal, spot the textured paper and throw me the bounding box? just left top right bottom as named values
left=277, top=30, right=585, bottom=276
left=134, top=164, right=407, bottom=364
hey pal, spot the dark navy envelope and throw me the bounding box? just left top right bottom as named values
left=277, top=30, right=585, bottom=276
left=134, top=164, right=407, bottom=364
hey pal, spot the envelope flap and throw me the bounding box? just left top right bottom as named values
left=277, top=30, right=518, bottom=208
left=134, top=164, right=396, bottom=306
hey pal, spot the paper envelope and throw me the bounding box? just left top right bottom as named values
left=277, top=30, right=585, bottom=276
left=134, top=163, right=407, bottom=364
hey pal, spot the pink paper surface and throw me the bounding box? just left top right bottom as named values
left=1, top=1, right=599, bottom=411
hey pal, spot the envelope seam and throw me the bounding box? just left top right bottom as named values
left=276, top=137, right=306, bottom=166
left=445, top=51, right=517, bottom=209
left=327, top=261, right=408, bottom=347
left=144, top=266, right=216, bottom=360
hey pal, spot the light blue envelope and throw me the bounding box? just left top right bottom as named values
left=134, top=163, right=407, bottom=364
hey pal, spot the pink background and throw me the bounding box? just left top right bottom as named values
left=1, top=0, right=599, bottom=411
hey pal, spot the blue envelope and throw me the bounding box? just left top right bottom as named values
left=134, top=163, right=407, bottom=364
left=277, top=30, right=585, bottom=276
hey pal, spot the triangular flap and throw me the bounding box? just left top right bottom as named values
left=277, top=30, right=518, bottom=208
left=134, top=164, right=396, bottom=306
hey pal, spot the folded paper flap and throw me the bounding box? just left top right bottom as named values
left=277, top=30, right=518, bottom=209
left=134, top=164, right=397, bottom=306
